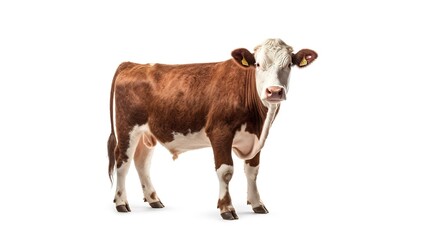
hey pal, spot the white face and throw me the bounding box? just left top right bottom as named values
left=254, top=39, right=293, bottom=106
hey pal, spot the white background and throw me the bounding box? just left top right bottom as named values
left=1, top=0, right=428, bottom=239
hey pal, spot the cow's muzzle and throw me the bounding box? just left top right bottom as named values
left=265, top=86, right=286, bottom=103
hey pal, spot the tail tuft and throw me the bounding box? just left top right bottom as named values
left=108, top=133, right=116, bottom=183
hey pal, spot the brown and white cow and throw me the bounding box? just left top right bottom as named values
left=107, top=38, right=317, bottom=220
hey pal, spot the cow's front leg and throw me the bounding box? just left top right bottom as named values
left=216, top=164, right=237, bottom=220
left=209, top=128, right=238, bottom=220
left=245, top=153, right=269, bottom=214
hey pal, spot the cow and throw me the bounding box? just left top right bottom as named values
left=107, top=38, right=317, bottom=220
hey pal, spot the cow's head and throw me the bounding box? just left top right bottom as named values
left=232, top=38, right=317, bottom=106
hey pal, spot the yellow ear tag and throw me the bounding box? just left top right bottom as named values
left=241, top=57, right=249, bottom=66
left=299, top=56, right=308, bottom=67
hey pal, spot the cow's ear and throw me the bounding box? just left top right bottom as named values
left=231, top=48, right=256, bottom=68
left=292, top=49, right=318, bottom=68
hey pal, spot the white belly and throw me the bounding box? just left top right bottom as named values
left=133, top=124, right=259, bottom=160
left=162, top=124, right=259, bottom=160
left=161, top=129, right=211, bottom=159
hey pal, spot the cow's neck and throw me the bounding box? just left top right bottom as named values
left=244, top=68, right=267, bottom=133
left=243, top=68, right=279, bottom=160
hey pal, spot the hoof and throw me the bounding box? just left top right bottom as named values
left=116, top=204, right=131, bottom=212
left=149, top=201, right=165, bottom=208
left=221, top=210, right=239, bottom=220
left=253, top=205, right=269, bottom=214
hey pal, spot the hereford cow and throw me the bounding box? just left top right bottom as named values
left=107, top=38, right=317, bottom=220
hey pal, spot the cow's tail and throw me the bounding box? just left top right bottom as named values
left=108, top=64, right=122, bottom=183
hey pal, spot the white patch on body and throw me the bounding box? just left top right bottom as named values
left=127, top=125, right=146, bottom=159
left=232, top=105, right=279, bottom=160
left=162, top=128, right=211, bottom=159
left=232, top=124, right=259, bottom=159
left=126, top=124, right=157, bottom=160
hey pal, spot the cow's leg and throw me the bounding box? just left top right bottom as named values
left=245, top=153, right=269, bottom=214
left=209, top=129, right=238, bottom=220
left=216, top=163, right=236, bottom=220
left=134, top=137, right=164, bottom=208
left=113, top=126, right=140, bottom=212
left=114, top=155, right=131, bottom=212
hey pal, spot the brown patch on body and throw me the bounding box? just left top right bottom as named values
left=245, top=152, right=260, bottom=167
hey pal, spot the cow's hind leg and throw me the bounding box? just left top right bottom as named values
left=245, top=153, right=269, bottom=214
left=113, top=126, right=141, bottom=212
left=114, top=153, right=132, bottom=212
left=134, top=136, right=164, bottom=208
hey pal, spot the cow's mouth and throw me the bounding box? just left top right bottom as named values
left=266, top=99, right=285, bottom=104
